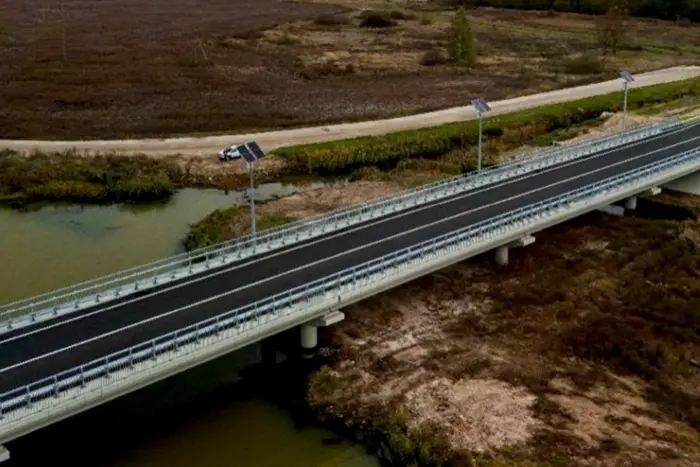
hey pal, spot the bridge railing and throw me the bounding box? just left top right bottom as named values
left=0, top=117, right=688, bottom=327
left=2, top=142, right=700, bottom=424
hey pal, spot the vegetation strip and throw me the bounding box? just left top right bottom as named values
left=274, top=77, right=700, bottom=176
left=0, top=151, right=216, bottom=205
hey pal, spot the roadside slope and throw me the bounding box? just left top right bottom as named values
left=2, top=66, right=699, bottom=157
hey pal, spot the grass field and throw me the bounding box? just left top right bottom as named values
left=1, top=1, right=700, bottom=139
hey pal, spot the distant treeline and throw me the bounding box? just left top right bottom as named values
left=450, top=0, right=700, bottom=22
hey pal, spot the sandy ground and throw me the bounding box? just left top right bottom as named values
left=1, top=66, right=698, bottom=158
left=257, top=180, right=404, bottom=218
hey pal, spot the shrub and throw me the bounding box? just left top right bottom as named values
left=447, top=7, right=477, bottom=67
left=562, top=54, right=606, bottom=75
left=313, top=14, right=350, bottom=26
left=0, top=150, right=179, bottom=204
left=388, top=10, right=416, bottom=20
left=419, top=50, right=448, bottom=67
left=359, top=11, right=397, bottom=28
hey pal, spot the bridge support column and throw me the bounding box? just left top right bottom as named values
left=301, top=311, right=345, bottom=359
left=301, top=324, right=318, bottom=359
left=495, top=246, right=509, bottom=266
left=625, top=196, right=637, bottom=210
left=495, top=235, right=536, bottom=266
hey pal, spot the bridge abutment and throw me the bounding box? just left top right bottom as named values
left=624, top=196, right=637, bottom=210
left=300, top=311, right=345, bottom=359
left=494, top=235, right=536, bottom=266
left=0, top=446, right=9, bottom=463
left=663, top=171, right=700, bottom=195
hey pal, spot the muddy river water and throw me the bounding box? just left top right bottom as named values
left=0, top=185, right=378, bottom=467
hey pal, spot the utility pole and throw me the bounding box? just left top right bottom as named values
left=471, top=97, right=491, bottom=172
left=619, top=68, right=635, bottom=131
left=237, top=142, right=267, bottom=237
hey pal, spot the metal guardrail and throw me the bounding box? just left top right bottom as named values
left=0, top=117, right=688, bottom=327
left=3, top=142, right=700, bottom=424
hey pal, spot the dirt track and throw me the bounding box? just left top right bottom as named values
left=2, top=65, right=699, bottom=157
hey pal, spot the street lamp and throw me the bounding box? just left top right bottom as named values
left=471, top=97, right=491, bottom=172
left=619, top=68, right=635, bottom=131
left=237, top=141, right=267, bottom=237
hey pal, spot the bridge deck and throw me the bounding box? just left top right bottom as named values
left=1, top=121, right=699, bottom=393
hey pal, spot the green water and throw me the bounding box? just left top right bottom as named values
left=0, top=186, right=377, bottom=467
left=0, top=183, right=328, bottom=303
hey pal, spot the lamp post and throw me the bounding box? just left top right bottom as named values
left=619, top=68, right=635, bottom=132
left=236, top=141, right=267, bottom=237
left=471, top=97, right=491, bottom=172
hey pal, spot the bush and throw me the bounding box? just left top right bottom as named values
left=562, top=54, right=606, bottom=75
left=274, top=77, right=700, bottom=176
left=388, top=10, right=416, bottom=20
left=0, top=150, right=179, bottom=204
left=182, top=207, right=296, bottom=251
left=358, top=11, right=397, bottom=28
left=419, top=50, right=448, bottom=67
left=313, top=14, right=350, bottom=26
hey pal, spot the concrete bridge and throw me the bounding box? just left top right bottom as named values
left=1, top=117, right=700, bottom=462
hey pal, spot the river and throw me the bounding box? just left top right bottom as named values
left=0, top=185, right=378, bottom=467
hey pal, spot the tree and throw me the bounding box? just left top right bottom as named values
left=596, top=2, right=628, bottom=55
left=447, top=7, right=477, bottom=67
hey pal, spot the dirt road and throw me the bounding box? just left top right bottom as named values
left=3, top=66, right=699, bottom=157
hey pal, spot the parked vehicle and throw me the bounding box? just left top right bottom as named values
left=218, top=146, right=242, bottom=161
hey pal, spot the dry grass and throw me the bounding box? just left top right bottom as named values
left=2, top=1, right=699, bottom=140
left=310, top=206, right=700, bottom=465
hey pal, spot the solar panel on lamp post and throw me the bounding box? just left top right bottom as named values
left=619, top=69, right=635, bottom=132
left=470, top=97, right=491, bottom=173
left=237, top=141, right=266, bottom=238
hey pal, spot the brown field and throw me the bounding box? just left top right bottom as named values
left=1, top=1, right=700, bottom=139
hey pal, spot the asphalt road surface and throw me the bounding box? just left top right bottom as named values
left=1, top=120, right=700, bottom=393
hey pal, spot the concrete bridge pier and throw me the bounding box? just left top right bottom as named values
left=301, top=311, right=345, bottom=359
left=494, top=235, right=536, bottom=266
left=597, top=187, right=662, bottom=216
left=301, top=324, right=318, bottom=359
left=495, top=246, right=509, bottom=266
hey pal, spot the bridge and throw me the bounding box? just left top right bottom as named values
left=2, top=117, right=700, bottom=462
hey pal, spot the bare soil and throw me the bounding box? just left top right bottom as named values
left=2, top=0, right=700, bottom=140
